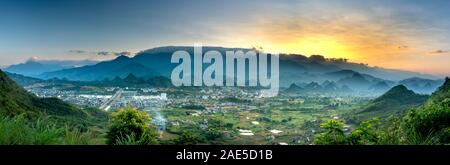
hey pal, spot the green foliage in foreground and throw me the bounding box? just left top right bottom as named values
left=314, top=119, right=347, bottom=145
left=315, top=101, right=450, bottom=145
left=316, top=78, right=450, bottom=145
left=106, top=107, right=159, bottom=145
left=403, top=99, right=450, bottom=144
left=0, top=114, right=103, bottom=145
left=398, top=78, right=450, bottom=144
left=315, top=119, right=383, bottom=145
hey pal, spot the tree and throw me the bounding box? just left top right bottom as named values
left=205, top=128, right=222, bottom=140
left=173, top=131, right=202, bottom=145
left=314, top=119, right=347, bottom=145
left=106, top=107, right=158, bottom=145
left=314, top=119, right=382, bottom=145
left=348, top=119, right=381, bottom=145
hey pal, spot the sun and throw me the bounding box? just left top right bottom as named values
left=298, top=36, right=355, bottom=59
left=264, top=35, right=357, bottom=60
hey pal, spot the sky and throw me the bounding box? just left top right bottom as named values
left=1, top=0, right=450, bottom=76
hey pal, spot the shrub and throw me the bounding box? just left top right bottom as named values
left=173, top=131, right=203, bottom=145
left=106, top=107, right=158, bottom=145
left=314, top=119, right=347, bottom=145
left=314, top=119, right=383, bottom=145
left=348, top=119, right=381, bottom=145
left=403, top=99, right=450, bottom=144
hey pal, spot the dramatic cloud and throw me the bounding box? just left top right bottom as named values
left=97, top=51, right=132, bottom=56
left=97, top=51, right=110, bottom=56
left=3, top=0, right=450, bottom=75
left=70, top=50, right=133, bottom=56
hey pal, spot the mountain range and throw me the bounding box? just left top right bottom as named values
left=284, top=72, right=443, bottom=95
left=0, top=69, right=107, bottom=126
left=5, top=46, right=442, bottom=94
left=348, top=85, right=429, bottom=123
left=398, top=77, right=444, bottom=94
left=4, top=59, right=98, bottom=77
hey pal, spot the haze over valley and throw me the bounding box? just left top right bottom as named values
left=1, top=0, right=450, bottom=145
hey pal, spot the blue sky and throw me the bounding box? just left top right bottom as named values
left=1, top=0, right=450, bottom=75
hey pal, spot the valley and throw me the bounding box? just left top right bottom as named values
left=1, top=46, right=449, bottom=145
left=19, top=76, right=371, bottom=145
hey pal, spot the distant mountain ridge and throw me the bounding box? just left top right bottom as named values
left=0, top=69, right=102, bottom=119
left=4, top=59, right=97, bottom=77
left=348, top=85, right=428, bottom=123
left=424, top=77, right=450, bottom=105
left=5, top=72, right=44, bottom=87
left=401, top=77, right=450, bottom=144
left=36, top=46, right=439, bottom=89
left=398, top=77, right=444, bottom=94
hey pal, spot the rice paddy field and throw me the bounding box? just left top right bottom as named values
left=158, top=96, right=365, bottom=145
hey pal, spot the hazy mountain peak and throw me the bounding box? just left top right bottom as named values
left=287, top=83, right=303, bottom=91
left=4, top=59, right=98, bottom=77
left=351, top=84, right=428, bottom=122
left=443, top=77, right=450, bottom=88
left=426, top=77, right=450, bottom=104
left=384, top=85, right=409, bottom=95
left=116, top=55, right=131, bottom=60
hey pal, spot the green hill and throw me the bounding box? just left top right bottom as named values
left=403, top=77, right=450, bottom=144
left=425, top=77, right=450, bottom=105
left=0, top=69, right=108, bottom=127
left=349, top=85, right=428, bottom=123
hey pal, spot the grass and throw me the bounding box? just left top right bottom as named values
left=0, top=115, right=61, bottom=144
left=0, top=114, right=106, bottom=145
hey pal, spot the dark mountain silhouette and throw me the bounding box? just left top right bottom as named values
left=4, top=59, right=97, bottom=77
left=103, top=73, right=172, bottom=87
left=39, top=55, right=135, bottom=81
left=123, top=73, right=141, bottom=84
left=349, top=85, right=428, bottom=122
left=5, top=60, right=58, bottom=76
left=37, top=46, right=437, bottom=86
left=336, top=73, right=372, bottom=91
left=321, top=80, right=333, bottom=87
left=284, top=81, right=352, bottom=95
left=324, top=69, right=360, bottom=81
left=108, top=62, right=158, bottom=79
left=286, top=83, right=304, bottom=91
left=303, top=82, right=323, bottom=92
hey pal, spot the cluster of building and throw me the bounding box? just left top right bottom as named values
left=25, top=86, right=168, bottom=110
